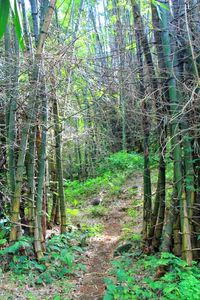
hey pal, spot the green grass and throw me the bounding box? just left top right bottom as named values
left=65, top=151, right=143, bottom=205
left=97, top=151, right=144, bottom=175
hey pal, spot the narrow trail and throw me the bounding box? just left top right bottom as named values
left=71, top=173, right=143, bottom=300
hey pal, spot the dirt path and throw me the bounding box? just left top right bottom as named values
left=71, top=173, right=143, bottom=300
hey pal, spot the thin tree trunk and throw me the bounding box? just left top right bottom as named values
left=51, top=74, right=67, bottom=234
left=35, top=71, right=48, bottom=252
left=159, top=0, right=192, bottom=265
left=132, top=0, right=152, bottom=245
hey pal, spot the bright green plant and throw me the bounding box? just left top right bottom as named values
left=0, top=230, right=89, bottom=285
left=104, top=252, right=200, bottom=300
left=97, top=151, right=143, bottom=175
left=127, top=207, right=138, bottom=218
left=131, top=233, right=141, bottom=242
left=0, top=217, right=10, bottom=246
left=65, top=151, right=143, bottom=205
left=0, top=0, right=24, bottom=49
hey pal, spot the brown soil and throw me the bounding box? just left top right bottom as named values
left=70, top=173, right=143, bottom=300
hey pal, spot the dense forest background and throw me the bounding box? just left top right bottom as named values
left=0, top=0, right=200, bottom=298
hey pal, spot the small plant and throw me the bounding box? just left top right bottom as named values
left=81, top=223, right=104, bottom=236
left=0, top=230, right=89, bottom=286
left=131, top=233, right=141, bottom=242
left=127, top=207, right=138, bottom=218
left=126, top=187, right=138, bottom=198
left=104, top=252, right=200, bottom=300
left=66, top=208, right=79, bottom=216
left=90, top=206, right=108, bottom=217
left=97, top=151, right=143, bottom=175
left=0, top=217, right=10, bottom=247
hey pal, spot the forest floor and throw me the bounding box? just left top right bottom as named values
left=69, top=172, right=143, bottom=300
left=0, top=172, right=143, bottom=300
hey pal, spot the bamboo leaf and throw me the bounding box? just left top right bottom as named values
left=152, top=0, right=170, bottom=20
left=12, top=0, right=25, bottom=50
left=9, top=0, right=15, bottom=12
left=154, top=0, right=170, bottom=11
left=0, top=0, right=10, bottom=39
left=0, top=0, right=25, bottom=49
left=156, top=1, right=170, bottom=11
left=156, top=4, right=162, bottom=20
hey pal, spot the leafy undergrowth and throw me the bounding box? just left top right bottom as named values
left=0, top=151, right=144, bottom=298
left=104, top=252, right=200, bottom=300
left=65, top=151, right=143, bottom=205
left=0, top=228, right=90, bottom=287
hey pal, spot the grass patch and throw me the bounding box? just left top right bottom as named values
left=97, top=151, right=143, bottom=175
left=65, top=151, right=143, bottom=205
left=127, top=207, right=138, bottom=218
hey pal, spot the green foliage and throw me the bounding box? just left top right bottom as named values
left=0, top=237, right=31, bottom=255
left=0, top=0, right=24, bottom=49
left=127, top=207, right=138, bottom=218
left=0, top=0, right=10, bottom=39
left=108, top=174, right=126, bottom=196
left=152, top=0, right=170, bottom=11
left=65, top=151, right=143, bottom=204
left=0, top=217, right=10, bottom=245
left=97, top=151, right=143, bottom=175
left=104, top=253, right=200, bottom=300
left=11, top=0, right=25, bottom=50
left=81, top=223, right=103, bottom=237
left=131, top=233, right=141, bottom=242
left=0, top=230, right=88, bottom=286
left=90, top=206, right=108, bottom=217
left=66, top=208, right=79, bottom=216
left=65, top=175, right=109, bottom=203
left=121, top=222, right=143, bottom=246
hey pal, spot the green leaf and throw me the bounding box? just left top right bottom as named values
left=9, top=0, right=15, bottom=12
left=103, top=294, right=113, bottom=300
left=152, top=0, right=170, bottom=20
left=0, top=0, right=10, bottom=39
left=12, top=0, right=25, bottom=50
left=53, top=296, right=61, bottom=300
left=0, top=238, right=7, bottom=245
left=156, top=1, right=170, bottom=11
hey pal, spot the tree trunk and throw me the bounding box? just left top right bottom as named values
left=51, top=74, right=67, bottom=234
left=159, top=0, right=192, bottom=265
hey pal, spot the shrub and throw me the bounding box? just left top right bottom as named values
left=104, top=252, right=200, bottom=300
left=0, top=230, right=88, bottom=286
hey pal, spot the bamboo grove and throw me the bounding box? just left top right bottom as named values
left=0, top=0, right=200, bottom=265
